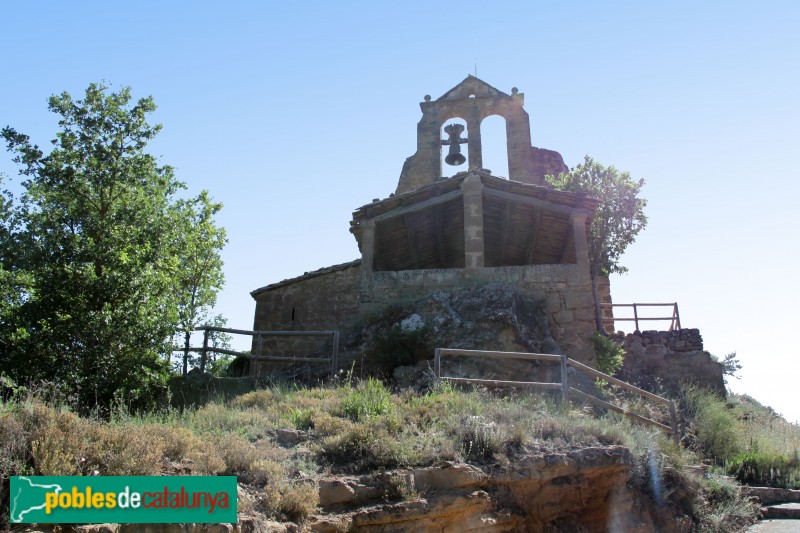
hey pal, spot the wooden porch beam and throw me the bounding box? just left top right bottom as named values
left=483, top=187, right=575, bottom=216
left=371, top=189, right=462, bottom=223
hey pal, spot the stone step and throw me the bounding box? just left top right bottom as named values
left=762, top=503, right=800, bottom=519
left=746, top=486, right=800, bottom=506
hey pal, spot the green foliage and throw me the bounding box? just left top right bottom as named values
left=459, top=416, right=504, bottom=461
left=697, top=473, right=760, bottom=532
left=174, top=195, right=227, bottom=374
left=591, top=331, right=624, bottom=375
left=547, top=156, right=648, bottom=278
left=719, top=352, right=742, bottom=382
left=727, top=446, right=800, bottom=488
left=684, top=388, right=741, bottom=463
left=341, top=377, right=392, bottom=421
left=1, top=83, right=226, bottom=411
left=287, top=407, right=314, bottom=430
left=547, top=157, right=647, bottom=331
left=683, top=387, right=800, bottom=491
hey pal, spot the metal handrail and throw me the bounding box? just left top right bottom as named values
left=434, top=347, right=679, bottom=438
left=601, top=302, right=681, bottom=331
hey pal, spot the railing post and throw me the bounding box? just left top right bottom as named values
left=674, top=303, right=681, bottom=331
left=200, top=328, right=209, bottom=374
left=633, top=304, right=640, bottom=332
left=560, top=355, right=569, bottom=405
left=434, top=348, right=441, bottom=379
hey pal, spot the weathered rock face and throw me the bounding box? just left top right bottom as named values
left=309, top=445, right=692, bottom=533
left=23, top=446, right=695, bottom=533
left=615, top=329, right=725, bottom=396
left=355, top=283, right=568, bottom=385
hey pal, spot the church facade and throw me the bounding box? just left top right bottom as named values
left=250, top=77, right=606, bottom=374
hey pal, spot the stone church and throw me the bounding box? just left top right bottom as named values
left=250, top=76, right=604, bottom=373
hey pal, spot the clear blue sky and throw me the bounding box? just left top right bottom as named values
left=2, top=1, right=798, bottom=420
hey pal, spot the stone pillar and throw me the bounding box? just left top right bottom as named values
left=467, top=113, right=482, bottom=170
left=505, top=101, right=536, bottom=184
left=359, top=219, right=376, bottom=296
left=571, top=210, right=592, bottom=286
left=460, top=174, right=485, bottom=269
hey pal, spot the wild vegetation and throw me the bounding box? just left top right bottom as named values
left=1, top=374, right=785, bottom=531
left=547, top=157, right=648, bottom=330
left=685, top=387, right=800, bottom=489
left=0, top=83, right=227, bottom=411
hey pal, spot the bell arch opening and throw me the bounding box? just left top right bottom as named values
left=480, top=114, right=509, bottom=178
left=440, top=118, right=468, bottom=177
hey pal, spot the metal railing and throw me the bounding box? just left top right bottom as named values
left=185, top=326, right=339, bottom=375
left=601, top=302, right=681, bottom=332
left=434, top=347, right=678, bottom=438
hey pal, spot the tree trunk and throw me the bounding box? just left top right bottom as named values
left=182, top=330, right=190, bottom=376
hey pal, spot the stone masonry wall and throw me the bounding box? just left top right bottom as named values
left=252, top=262, right=598, bottom=375
left=616, top=328, right=725, bottom=395
left=368, top=264, right=596, bottom=363
left=626, top=329, right=704, bottom=353
left=251, top=263, right=361, bottom=375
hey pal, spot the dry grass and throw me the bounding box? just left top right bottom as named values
left=0, top=378, right=769, bottom=529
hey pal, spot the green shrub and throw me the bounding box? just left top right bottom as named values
left=684, top=388, right=741, bottom=463
left=727, top=447, right=800, bottom=488
left=459, top=416, right=504, bottom=462
left=318, top=420, right=413, bottom=469
left=287, top=407, right=314, bottom=430
left=697, top=474, right=760, bottom=532
left=341, top=378, right=392, bottom=421
left=592, top=332, right=624, bottom=375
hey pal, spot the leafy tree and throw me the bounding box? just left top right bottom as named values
left=172, top=192, right=227, bottom=375
left=0, top=177, right=31, bottom=360
left=718, top=351, right=742, bottom=383
left=547, top=156, right=647, bottom=332
left=1, top=83, right=226, bottom=411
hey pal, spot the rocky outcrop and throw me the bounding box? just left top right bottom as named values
left=356, top=283, right=593, bottom=390
left=24, top=445, right=696, bottom=532
left=309, top=445, right=692, bottom=533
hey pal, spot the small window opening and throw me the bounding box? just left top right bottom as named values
left=291, top=307, right=296, bottom=321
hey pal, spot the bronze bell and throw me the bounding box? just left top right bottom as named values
left=443, top=123, right=467, bottom=166
left=445, top=143, right=466, bottom=166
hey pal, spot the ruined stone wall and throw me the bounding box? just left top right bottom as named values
left=596, top=275, right=613, bottom=331
left=616, top=328, right=725, bottom=395
left=252, top=262, right=598, bottom=375
left=626, top=329, right=704, bottom=353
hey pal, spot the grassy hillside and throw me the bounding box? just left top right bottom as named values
left=2, top=376, right=793, bottom=531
